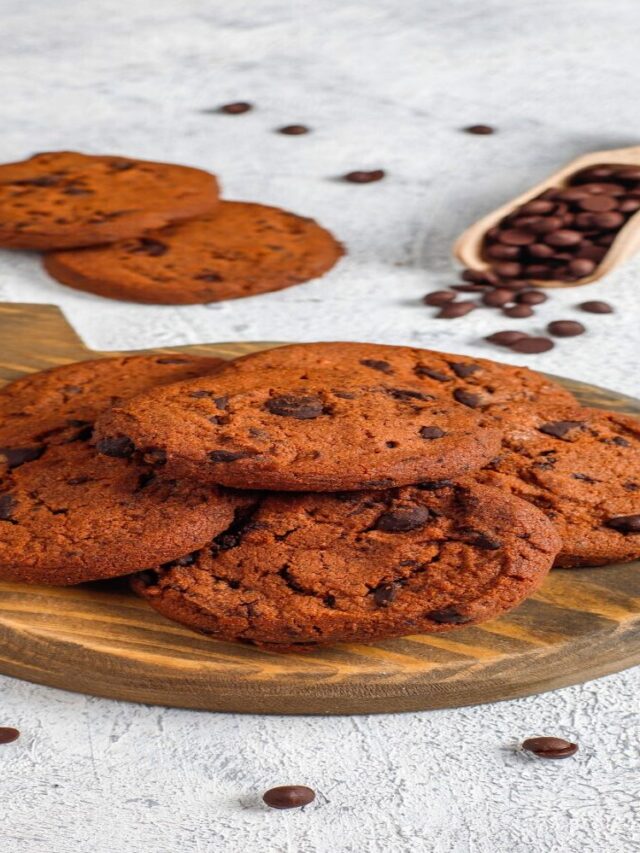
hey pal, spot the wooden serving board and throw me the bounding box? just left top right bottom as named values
left=1, top=303, right=639, bottom=715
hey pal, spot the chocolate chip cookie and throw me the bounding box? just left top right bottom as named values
left=220, top=342, right=576, bottom=411
left=0, top=151, right=220, bottom=249
left=476, top=404, right=640, bottom=567
left=94, top=368, right=502, bottom=490
left=131, top=481, right=560, bottom=651
left=44, top=201, right=344, bottom=304
left=0, top=353, right=239, bottom=584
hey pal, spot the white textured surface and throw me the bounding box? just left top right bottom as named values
left=0, top=2, right=639, bottom=851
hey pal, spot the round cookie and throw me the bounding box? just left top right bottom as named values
left=0, top=353, right=225, bottom=463
left=0, top=442, right=248, bottom=585
left=476, top=404, right=640, bottom=567
left=221, top=342, right=576, bottom=412
left=0, top=353, right=237, bottom=585
left=94, top=368, right=502, bottom=491
left=131, top=481, right=561, bottom=651
left=0, top=151, right=220, bottom=249
left=44, top=201, right=344, bottom=304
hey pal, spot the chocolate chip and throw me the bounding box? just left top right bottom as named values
left=503, top=304, right=534, bottom=318
left=0, top=727, right=20, bottom=745
left=448, top=362, right=480, bottom=378
left=491, top=261, right=522, bottom=278
left=265, top=395, right=324, bottom=419
left=517, top=290, right=548, bottom=305
left=509, top=337, right=554, bottom=354
left=190, top=390, right=216, bottom=398
left=522, top=737, right=578, bottom=759
left=427, top=607, right=471, bottom=624
left=423, top=291, right=456, bottom=306
left=415, top=366, right=450, bottom=382
left=462, top=530, right=501, bottom=549
left=0, top=445, right=45, bottom=468
left=129, top=238, right=168, bottom=257
left=0, top=494, right=16, bottom=520
left=485, top=330, right=529, bottom=347
left=416, top=479, right=454, bottom=490
left=544, top=229, right=582, bottom=247
left=436, top=301, right=476, bottom=319
left=95, top=436, right=136, bottom=457
left=278, top=125, right=310, bottom=135
left=498, top=229, right=537, bottom=247
left=209, top=450, right=251, bottom=463
left=387, top=388, right=434, bottom=402
left=547, top=320, right=586, bottom=337
left=375, top=506, right=432, bottom=532
left=219, top=101, right=252, bottom=114
left=482, top=289, right=514, bottom=307
left=579, top=300, right=613, bottom=313
left=194, top=271, right=223, bottom=282
left=604, top=514, right=640, bottom=534
left=343, top=169, right=385, bottom=183
left=360, top=358, right=393, bottom=374
left=462, top=269, right=500, bottom=285
left=262, top=786, right=315, bottom=810
left=463, top=125, right=494, bottom=135
left=538, top=420, right=584, bottom=439
left=453, top=389, right=481, bottom=408
left=419, top=426, right=445, bottom=439
left=372, top=582, right=398, bottom=607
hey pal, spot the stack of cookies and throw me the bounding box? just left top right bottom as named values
left=0, top=151, right=343, bottom=304
left=1, top=342, right=639, bottom=652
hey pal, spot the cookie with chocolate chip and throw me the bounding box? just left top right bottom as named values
left=131, top=481, right=560, bottom=651
left=0, top=151, right=220, bottom=249
left=94, top=368, right=502, bottom=491
left=44, top=201, right=344, bottom=304
left=476, top=404, right=640, bottom=567
left=220, top=342, right=576, bottom=412
left=0, top=354, right=239, bottom=584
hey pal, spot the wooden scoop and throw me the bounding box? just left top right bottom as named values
left=454, top=145, right=640, bottom=288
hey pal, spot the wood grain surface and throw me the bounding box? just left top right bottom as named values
left=0, top=302, right=639, bottom=715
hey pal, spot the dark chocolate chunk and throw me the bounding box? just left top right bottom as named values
left=265, top=395, right=324, bottom=419
left=359, top=358, right=393, bottom=374
left=0, top=445, right=45, bottom=468
left=375, top=506, right=432, bottom=532
left=419, top=426, right=445, bottom=439
left=522, top=737, right=578, bottom=759
left=95, top=435, right=136, bottom=458
left=262, top=785, right=315, bottom=810
left=427, top=607, right=471, bottom=624
left=604, top=515, right=640, bottom=534
left=538, top=420, right=584, bottom=439
left=453, top=389, right=481, bottom=409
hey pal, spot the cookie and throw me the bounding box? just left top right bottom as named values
left=0, top=353, right=225, bottom=456
left=476, top=404, right=640, bottom=567
left=0, top=354, right=239, bottom=585
left=0, top=151, right=220, bottom=249
left=221, top=342, right=576, bottom=412
left=0, top=442, right=248, bottom=585
left=94, top=367, right=502, bottom=491
left=131, top=481, right=560, bottom=651
left=44, top=201, right=344, bottom=304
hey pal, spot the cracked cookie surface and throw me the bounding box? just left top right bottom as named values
left=131, top=481, right=560, bottom=651
left=0, top=151, right=220, bottom=249
left=476, top=404, right=640, bottom=567
left=223, top=342, right=575, bottom=412
left=94, top=367, right=502, bottom=491
left=44, top=201, right=344, bottom=304
left=0, top=354, right=240, bottom=584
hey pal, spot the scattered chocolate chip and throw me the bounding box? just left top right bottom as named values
left=375, top=506, right=432, bottom=532
left=263, top=785, right=315, bottom=810
left=360, top=358, right=393, bottom=374
left=517, top=290, right=548, bottom=305
left=449, top=362, right=480, bottom=378
left=482, top=288, right=514, bottom=307
left=265, top=395, right=324, bottom=419
left=452, top=389, right=481, bottom=409
left=463, top=125, right=495, bottom=135
left=96, top=436, right=135, bottom=458
left=209, top=449, right=251, bottom=463
left=522, top=737, right=578, bottom=759
left=423, top=291, right=456, bottom=306
left=538, top=420, right=584, bottom=439
left=427, top=607, right=471, bottom=624
left=461, top=530, right=501, bottom=549
left=0, top=445, right=45, bottom=468
left=278, top=125, right=310, bottom=135
left=129, top=238, right=168, bottom=257
left=219, top=101, right=252, bottom=114
left=547, top=320, right=586, bottom=337
left=436, top=300, right=476, bottom=319
left=509, top=337, right=554, bottom=354
left=604, top=514, right=640, bottom=533
left=416, top=479, right=454, bottom=490
left=372, top=582, right=399, bottom=607
left=343, top=169, right=385, bottom=183
left=0, top=727, right=20, bottom=745
left=419, top=426, right=445, bottom=439
left=579, top=300, right=613, bottom=313
left=503, top=304, right=534, bottom=318
left=485, top=331, right=528, bottom=347
left=0, top=494, right=16, bottom=520
left=387, top=388, right=434, bottom=402
left=415, top=366, right=450, bottom=382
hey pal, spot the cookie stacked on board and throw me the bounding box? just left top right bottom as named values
left=0, top=151, right=343, bottom=304
left=1, top=342, right=639, bottom=653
